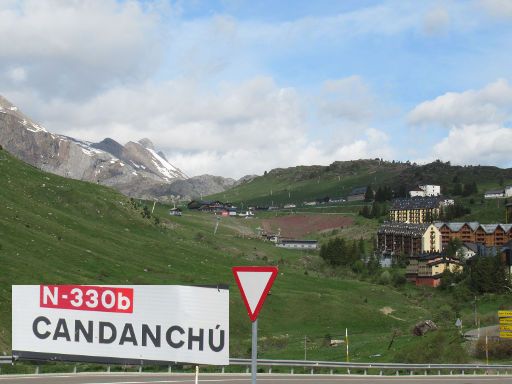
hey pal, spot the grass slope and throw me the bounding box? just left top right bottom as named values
left=0, top=150, right=506, bottom=364
left=209, top=160, right=512, bottom=220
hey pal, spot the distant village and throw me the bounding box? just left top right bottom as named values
left=178, top=183, right=512, bottom=288
left=376, top=184, right=512, bottom=288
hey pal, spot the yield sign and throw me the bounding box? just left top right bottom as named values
left=232, top=266, right=278, bottom=322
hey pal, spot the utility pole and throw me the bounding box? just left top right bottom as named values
left=474, top=296, right=478, bottom=326
left=304, top=335, right=307, bottom=361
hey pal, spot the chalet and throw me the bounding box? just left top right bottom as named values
left=276, top=240, right=318, bottom=250
left=389, top=196, right=447, bottom=224
left=484, top=189, right=505, bottom=199
left=347, top=187, right=367, bottom=202
left=377, top=222, right=442, bottom=257
left=434, top=222, right=512, bottom=248
left=406, top=253, right=462, bottom=287
left=409, top=185, right=441, bottom=198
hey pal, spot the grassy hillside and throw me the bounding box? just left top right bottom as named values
left=0, top=149, right=507, bottom=365
left=209, top=160, right=512, bottom=225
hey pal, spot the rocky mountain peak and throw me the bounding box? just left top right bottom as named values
left=0, top=95, right=238, bottom=201
left=138, top=138, right=155, bottom=150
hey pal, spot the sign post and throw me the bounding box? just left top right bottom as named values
left=499, top=310, right=512, bottom=339
left=232, top=266, right=278, bottom=384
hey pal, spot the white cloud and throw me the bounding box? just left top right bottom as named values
left=7, top=67, right=27, bottom=82
left=408, top=79, right=512, bottom=127
left=478, top=0, right=512, bottom=19
left=432, top=124, right=512, bottom=166
left=5, top=75, right=393, bottom=178
left=409, top=79, right=512, bottom=168
left=319, top=76, right=376, bottom=122
left=423, top=7, right=450, bottom=35
left=0, top=0, right=163, bottom=99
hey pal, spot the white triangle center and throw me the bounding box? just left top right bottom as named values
left=237, top=271, right=272, bottom=313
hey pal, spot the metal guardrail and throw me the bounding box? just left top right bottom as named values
left=229, top=358, right=512, bottom=372
left=2, top=356, right=512, bottom=374
left=0, top=357, right=11, bottom=365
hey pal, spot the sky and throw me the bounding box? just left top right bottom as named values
left=1, top=0, right=512, bottom=179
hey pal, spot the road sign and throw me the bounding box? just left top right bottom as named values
left=232, top=266, right=278, bottom=322
left=500, top=325, right=512, bottom=332
left=232, top=266, right=278, bottom=384
left=498, top=310, right=512, bottom=318
left=500, top=332, right=512, bottom=339
left=12, top=285, right=229, bottom=365
left=499, top=317, right=512, bottom=325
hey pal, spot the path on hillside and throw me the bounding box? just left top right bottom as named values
left=465, top=325, right=500, bottom=340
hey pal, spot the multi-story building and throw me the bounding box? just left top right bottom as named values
left=389, top=196, right=447, bottom=224
left=409, top=184, right=441, bottom=197
left=406, top=253, right=463, bottom=287
left=377, top=222, right=442, bottom=257
left=434, top=222, right=512, bottom=248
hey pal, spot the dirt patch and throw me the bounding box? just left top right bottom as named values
left=380, top=306, right=405, bottom=321
left=262, top=214, right=353, bottom=238
left=380, top=307, right=394, bottom=315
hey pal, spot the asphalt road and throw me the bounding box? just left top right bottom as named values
left=0, top=374, right=512, bottom=384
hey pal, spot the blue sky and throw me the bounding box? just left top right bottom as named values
left=1, top=0, right=512, bottom=178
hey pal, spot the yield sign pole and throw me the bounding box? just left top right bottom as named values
left=232, top=266, right=278, bottom=384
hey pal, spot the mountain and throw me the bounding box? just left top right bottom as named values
left=0, top=95, right=236, bottom=201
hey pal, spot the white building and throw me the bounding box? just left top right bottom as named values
left=409, top=185, right=441, bottom=198
left=506, top=186, right=512, bottom=198
left=276, top=240, right=318, bottom=250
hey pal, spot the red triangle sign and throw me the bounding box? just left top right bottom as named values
left=232, top=266, right=278, bottom=322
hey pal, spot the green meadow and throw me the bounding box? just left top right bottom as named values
left=0, top=150, right=508, bottom=365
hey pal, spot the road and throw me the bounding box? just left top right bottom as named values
left=0, top=373, right=511, bottom=384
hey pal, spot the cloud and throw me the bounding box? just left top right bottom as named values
left=478, top=0, right=512, bottom=19
left=409, top=79, right=512, bottom=168
left=0, top=0, right=163, bottom=99
left=5, top=75, right=393, bottom=178
left=432, top=124, right=512, bottom=166
left=319, top=76, right=377, bottom=122
left=423, top=7, right=450, bottom=35
left=408, top=79, right=512, bottom=127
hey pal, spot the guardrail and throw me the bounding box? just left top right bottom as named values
left=0, top=357, right=11, bottom=365
left=229, top=358, right=512, bottom=370
left=1, top=356, right=512, bottom=375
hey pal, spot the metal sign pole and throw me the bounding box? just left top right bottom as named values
left=252, top=319, right=258, bottom=384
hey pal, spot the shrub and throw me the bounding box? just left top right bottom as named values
left=475, top=337, right=512, bottom=359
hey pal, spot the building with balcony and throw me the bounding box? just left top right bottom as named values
left=377, top=222, right=442, bottom=257
left=434, top=222, right=512, bottom=248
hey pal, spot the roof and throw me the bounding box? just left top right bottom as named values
left=484, top=189, right=504, bottom=195
left=434, top=222, right=480, bottom=231
left=378, top=222, right=434, bottom=236
left=462, top=242, right=479, bottom=253
left=350, top=186, right=367, bottom=195
left=280, top=239, right=318, bottom=244
left=390, top=196, right=444, bottom=210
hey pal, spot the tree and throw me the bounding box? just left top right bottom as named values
left=445, top=238, right=463, bottom=259
left=365, top=185, right=374, bottom=201
left=452, top=183, right=463, bottom=196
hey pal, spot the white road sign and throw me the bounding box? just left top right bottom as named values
left=12, top=285, right=229, bottom=365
